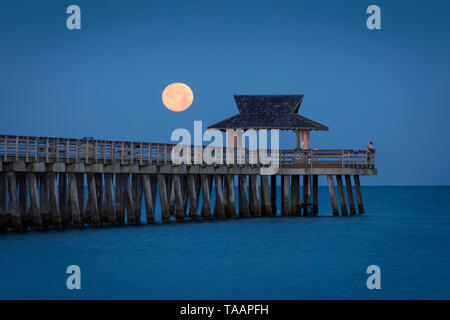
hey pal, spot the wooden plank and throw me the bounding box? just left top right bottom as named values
left=354, top=175, right=365, bottom=214
left=345, top=175, right=357, bottom=215
left=326, top=175, right=339, bottom=216
left=336, top=175, right=348, bottom=216
left=238, top=175, right=250, bottom=218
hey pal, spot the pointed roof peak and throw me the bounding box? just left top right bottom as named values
left=233, top=94, right=304, bottom=114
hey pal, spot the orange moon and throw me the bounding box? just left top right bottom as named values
left=162, top=83, right=194, bottom=112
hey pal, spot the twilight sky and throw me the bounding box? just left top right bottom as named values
left=0, top=0, right=449, bottom=185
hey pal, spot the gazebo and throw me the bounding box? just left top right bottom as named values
left=208, top=94, right=328, bottom=149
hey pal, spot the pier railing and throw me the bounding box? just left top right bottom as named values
left=0, top=135, right=375, bottom=169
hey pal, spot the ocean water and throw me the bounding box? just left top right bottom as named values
left=0, top=186, right=449, bottom=299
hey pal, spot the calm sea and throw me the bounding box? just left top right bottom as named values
left=0, top=186, right=449, bottom=299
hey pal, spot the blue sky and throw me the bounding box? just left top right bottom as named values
left=0, top=0, right=449, bottom=185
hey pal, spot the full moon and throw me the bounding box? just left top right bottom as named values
left=162, top=83, right=194, bottom=112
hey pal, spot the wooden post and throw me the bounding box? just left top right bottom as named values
left=158, top=174, right=170, bottom=222
left=115, top=173, right=125, bottom=224
left=200, top=175, right=212, bottom=219
left=249, top=175, right=261, bottom=217
left=7, top=173, right=21, bottom=231
left=270, top=175, right=277, bottom=216
left=132, top=174, right=143, bottom=223
left=214, top=175, right=225, bottom=219
left=260, top=175, right=272, bottom=217
left=326, top=175, right=339, bottom=216
left=353, top=175, right=365, bottom=214
left=68, top=173, right=83, bottom=228
left=313, top=175, right=319, bottom=215
left=225, top=175, right=237, bottom=218
left=173, top=175, right=185, bottom=221
left=48, top=173, right=62, bottom=228
left=18, top=173, right=28, bottom=228
left=58, top=173, right=69, bottom=226
left=336, top=175, right=348, bottom=216
left=27, top=173, right=42, bottom=229
left=0, top=173, right=7, bottom=232
left=122, top=174, right=136, bottom=224
left=281, top=175, right=290, bottom=216
left=290, top=175, right=300, bottom=216
left=86, top=174, right=101, bottom=226
left=345, top=175, right=357, bottom=215
left=103, top=173, right=116, bottom=224
left=76, top=173, right=85, bottom=222
left=39, top=173, right=49, bottom=228
left=167, top=176, right=175, bottom=216
left=181, top=175, right=188, bottom=215
left=303, top=175, right=310, bottom=216
left=187, top=174, right=198, bottom=220
left=95, top=174, right=104, bottom=224
left=238, top=175, right=250, bottom=218
left=143, top=174, right=156, bottom=223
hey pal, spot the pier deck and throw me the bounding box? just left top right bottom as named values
left=0, top=135, right=377, bottom=233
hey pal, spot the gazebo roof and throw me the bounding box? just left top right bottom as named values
left=208, top=94, right=328, bottom=131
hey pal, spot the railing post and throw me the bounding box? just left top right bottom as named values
left=102, top=141, right=106, bottom=164
left=25, top=137, right=29, bottom=162
left=76, top=140, right=79, bottom=164
left=164, top=144, right=167, bottom=164
left=35, top=138, right=38, bottom=162
left=95, top=140, right=98, bottom=162
left=156, top=144, right=160, bottom=164
left=310, top=150, right=313, bottom=168
left=139, top=142, right=143, bottom=165
left=66, top=139, right=69, bottom=163
left=148, top=143, right=152, bottom=164
left=112, top=141, right=115, bottom=163
left=3, top=136, right=7, bottom=161
left=121, top=142, right=124, bottom=163
left=45, top=138, right=49, bottom=163
left=56, top=138, right=59, bottom=162
left=130, top=143, right=134, bottom=163
left=15, top=136, right=19, bottom=161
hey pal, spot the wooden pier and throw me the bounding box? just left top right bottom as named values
left=0, top=134, right=376, bottom=232
left=0, top=94, right=377, bottom=233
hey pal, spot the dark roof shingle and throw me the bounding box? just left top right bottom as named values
left=208, top=94, right=328, bottom=131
